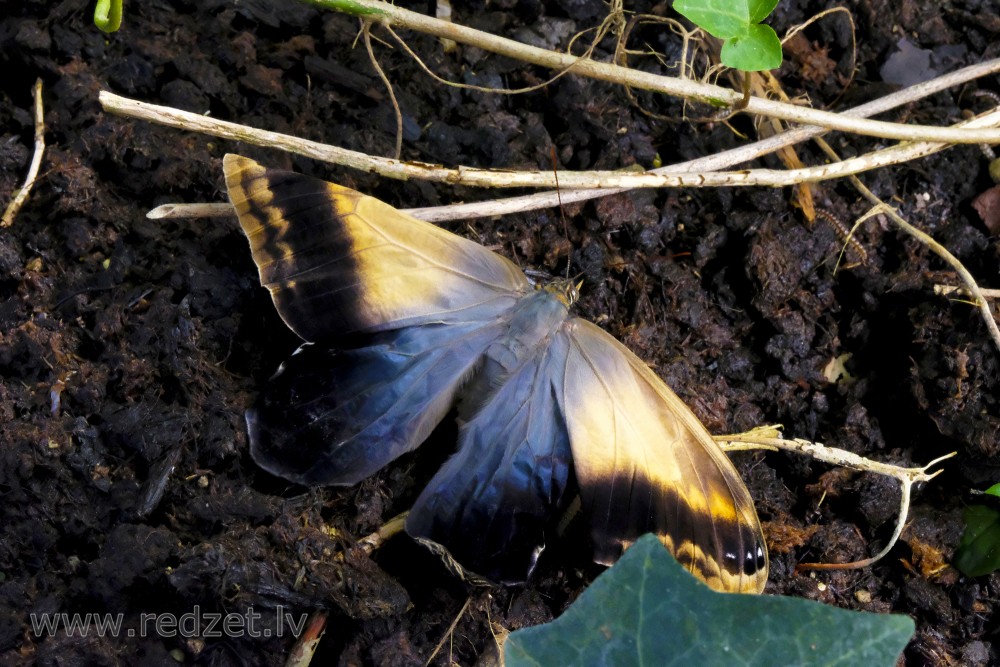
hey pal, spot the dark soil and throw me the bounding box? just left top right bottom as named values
left=2, top=0, right=999, bottom=665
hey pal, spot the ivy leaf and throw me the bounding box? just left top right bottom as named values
left=505, top=535, right=914, bottom=667
left=673, top=0, right=778, bottom=38
left=954, top=505, right=1000, bottom=577
left=673, top=0, right=783, bottom=71
left=721, top=24, right=783, bottom=71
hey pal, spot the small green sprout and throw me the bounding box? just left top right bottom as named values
left=94, top=0, right=123, bottom=33
left=673, top=0, right=783, bottom=72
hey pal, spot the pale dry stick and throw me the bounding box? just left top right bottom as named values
left=138, top=54, right=1000, bottom=220
left=142, top=104, right=1000, bottom=219
left=132, top=57, right=1000, bottom=218
left=811, top=135, right=1000, bottom=356
left=362, top=21, right=403, bottom=160
left=2, top=79, right=45, bottom=228
left=300, top=0, right=1000, bottom=144
left=105, top=92, right=1000, bottom=192
left=409, top=58, right=1000, bottom=221
left=934, top=285, right=1000, bottom=299
left=717, top=429, right=956, bottom=571
left=148, top=202, right=233, bottom=219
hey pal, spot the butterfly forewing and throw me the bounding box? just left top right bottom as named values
left=223, top=155, right=530, bottom=342
left=561, top=319, right=768, bottom=593
left=224, top=154, right=526, bottom=485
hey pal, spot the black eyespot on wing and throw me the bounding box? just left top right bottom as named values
left=559, top=320, right=768, bottom=594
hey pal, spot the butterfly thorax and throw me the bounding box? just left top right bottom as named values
left=482, top=288, right=570, bottom=376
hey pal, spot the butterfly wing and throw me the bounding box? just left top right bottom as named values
left=224, top=155, right=532, bottom=485
left=248, top=319, right=506, bottom=486
left=405, top=333, right=573, bottom=583
left=561, top=319, right=768, bottom=593
left=223, top=154, right=531, bottom=342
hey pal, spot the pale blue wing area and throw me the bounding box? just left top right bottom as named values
left=248, top=316, right=509, bottom=486
left=405, top=333, right=573, bottom=583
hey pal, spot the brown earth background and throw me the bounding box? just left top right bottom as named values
left=1, top=0, right=999, bottom=664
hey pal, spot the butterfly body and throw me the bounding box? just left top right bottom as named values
left=225, top=155, right=768, bottom=593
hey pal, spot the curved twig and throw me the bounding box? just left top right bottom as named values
left=299, top=0, right=1000, bottom=144
left=717, top=428, right=956, bottom=572
left=2, top=79, right=46, bottom=228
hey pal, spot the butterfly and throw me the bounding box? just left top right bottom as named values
left=223, top=154, right=768, bottom=593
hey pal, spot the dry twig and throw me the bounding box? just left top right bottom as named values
left=811, top=136, right=1000, bottom=356
left=717, top=426, right=955, bottom=571
left=298, top=0, right=1000, bottom=144
left=2, top=79, right=45, bottom=228
left=104, top=93, right=1000, bottom=192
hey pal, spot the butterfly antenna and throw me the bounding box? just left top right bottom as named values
left=550, top=146, right=572, bottom=281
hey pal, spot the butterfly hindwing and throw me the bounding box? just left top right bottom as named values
left=561, top=319, right=768, bottom=593
left=248, top=319, right=507, bottom=486
left=223, top=154, right=531, bottom=342
left=405, top=330, right=573, bottom=583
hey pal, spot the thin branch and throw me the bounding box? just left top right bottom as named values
left=130, top=55, right=1000, bottom=223
left=284, top=612, right=328, bottom=667
left=424, top=597, right=472, bottom=667
left=100, top=92, right=1000, bottom=192
left=298, top=0, right=1000, bottom=144
left=934, top=285, right=1000, bottom=299
left=408, top=58, right=1000, bottom=221
left=362, top=21, right=403, bottom=160
left=147, top=202, right=233, bottom=219
left=2, top=79, right=46, bottom=228
left=811, top=137, right=1000, bottom=356
left=354, top=512, right=408, bottom=557
left=717, top=427, right=955, bottom=572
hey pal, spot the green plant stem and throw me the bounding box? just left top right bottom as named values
left=297, top=0, right=1000, bottom=144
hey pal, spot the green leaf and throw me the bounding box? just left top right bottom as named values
left=954, top=505, right=1000, bottom=577
left=505, top=535, right=914, bottom=667
left=720, top=23, right=783, bottom=71
left=673, top=0, right=782, bottom=72
left=748, top=0, right=780, bottom=25
left=673, top=0, right=778, bottom=39
left=983, top=483, right=1000, bottom=498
